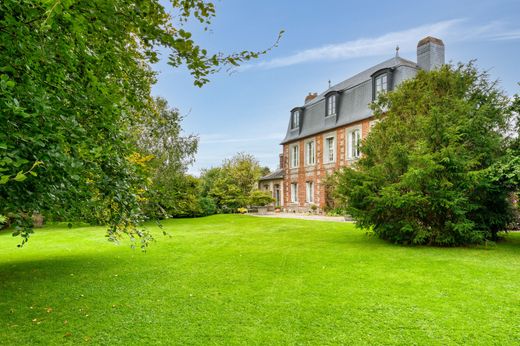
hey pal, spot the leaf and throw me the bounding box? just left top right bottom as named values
left=0, top=175, right=9, bottom=184
left=14, top=171, right=27, bottom=182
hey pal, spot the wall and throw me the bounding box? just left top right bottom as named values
left=282, top=117, right=373, bottom=213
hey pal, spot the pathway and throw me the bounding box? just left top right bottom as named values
left=249, top=212, right=353, bottom=222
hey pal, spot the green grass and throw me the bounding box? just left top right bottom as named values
left=0, top=215, right=519, bottom=345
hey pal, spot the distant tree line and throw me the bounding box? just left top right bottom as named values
left=146, top=152, right=273, bottom=219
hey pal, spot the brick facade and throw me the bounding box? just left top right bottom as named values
left=282, top=118, right=373, bottom=212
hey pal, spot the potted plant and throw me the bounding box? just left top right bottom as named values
left=249, top=190, right=275, bottom=215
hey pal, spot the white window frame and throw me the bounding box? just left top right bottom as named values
left=290, top=183, right=298, bottom=203
left=375, top=74, right=388, bottom=97
left=346, top=125, right=362, bottom=160
left=305, top=139, right=316, bottom=166
left=326, top=94, right=336, bottom=117
left=323, top=132, right=336, bottom=164
left=292, top=110, right=300, bottom=129
left=306, top=181, right=314, bottom=203
left=290, top=144, right=299, bottom=168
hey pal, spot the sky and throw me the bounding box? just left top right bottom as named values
left=152, top=0, right=520, bottom=175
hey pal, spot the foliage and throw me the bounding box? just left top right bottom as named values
left=0, top=0, right=277, bottom=246
left=336, top=63, right=517, bottom=245
left=237, top=207, right=248, bottom=214
left=197, top=196, right=217, bottom=216
left=134, top=97, right=198, bottom=174
left=134, top=97, right=201, bottom=219
left=249, top=190, right=275, bottom=207
left=1, top=216, right=519, bottom=344
left=145, top=173, right=199, bottom=218
left=260, top=166, right=271, bottom=177
left=200, top=153, right=264, bottom=212
left=322, top=172, right=344, bottom=214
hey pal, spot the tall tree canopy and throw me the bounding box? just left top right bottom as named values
left=0, top=0, right=279, bottom=246
left=335, top=63, right=518, bottom=246
left=200, top=153, right=264, bottom=212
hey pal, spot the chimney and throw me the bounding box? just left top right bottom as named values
left=304, top=92, right=318, bottom=104
left=279, top=153, right=284, bottom=169
left=417, top=36, right=445, bottom=71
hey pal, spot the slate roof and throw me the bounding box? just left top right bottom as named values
left=258, top=169, right=284, bottom=181
left=281, top=56, right=419, bottom=144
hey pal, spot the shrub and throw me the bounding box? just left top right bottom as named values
left=197, top=197, right=217, bottom=217
left=249, top=190, right=275, bottom=207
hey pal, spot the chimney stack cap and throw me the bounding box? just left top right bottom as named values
left=417, top=36, right=444, bottom=47
left=304, top=92, right=318, bottom=104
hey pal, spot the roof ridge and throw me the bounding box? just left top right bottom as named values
left=303, top=56, right=417, bottom=107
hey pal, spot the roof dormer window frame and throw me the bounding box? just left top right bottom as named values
left=371, top=68, right=394, bottom=101
left=324, top=91, right=340, bottom=118
left=290, top=107, right=303, bottom=130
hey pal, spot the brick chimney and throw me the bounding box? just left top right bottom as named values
left=417, top=36, right=445, bottom=71
left=304, top=92, right=318, bottom=104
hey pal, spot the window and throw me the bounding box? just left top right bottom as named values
left=324, top=135, right=335, bottom=163
left=306, top=181, right=314, bottom=203
left=347, top=129, right=362, bottom=159
left=305, top=140, right=315, bottom=166
left=375, top=74, right=388, bottom=97
left=291, top=110, right=300, bottom=129
left=326, top=94, right=337, bottom=117
left=291, top=183, right=298, bottom=203
left=290, top=144, right=299, bottom=168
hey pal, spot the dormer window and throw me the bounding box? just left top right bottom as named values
left=325, top=92, right=339, bottom=117
left=291, top=110, right=300, bottom=129
left=326, top=94, right=336, bottom=117
left=375, top=74, right=388, bottom=96
left=371, top=68, right=393, bottom=100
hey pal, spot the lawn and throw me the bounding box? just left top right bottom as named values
left=0, top=215, right=519, bottom=345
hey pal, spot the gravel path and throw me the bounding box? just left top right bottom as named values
left=249, top=212, right=352, bottom=222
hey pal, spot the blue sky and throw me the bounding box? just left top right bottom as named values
left=152, top=0, right=520, bottom=175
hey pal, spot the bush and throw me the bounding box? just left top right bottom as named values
left=249, top=190, right=275, bottom=207
left=197, top=197, right=217, bottom=217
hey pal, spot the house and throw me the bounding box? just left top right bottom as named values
left=277, top=36, right=445, bottom=213
left=258, top=154, right=284, bottom=209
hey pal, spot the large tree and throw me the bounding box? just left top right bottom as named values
left=201, top=153, right=263, bottom=212
left=0, top=0, right=279, bottom=246
left=335, top=63, right=518, bottom=246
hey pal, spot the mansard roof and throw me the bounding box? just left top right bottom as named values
left=281, top=56, right=418, bottom=144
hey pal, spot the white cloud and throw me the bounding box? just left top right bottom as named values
left=243, top=19, right=520, bottom=70
left=490, top=31, right=520, bottom=41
